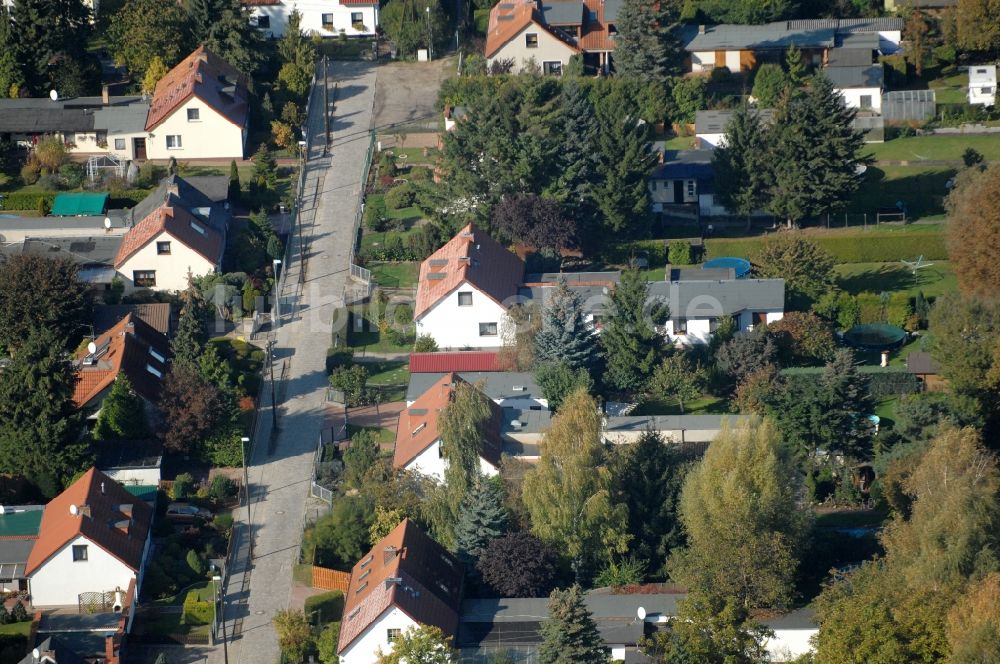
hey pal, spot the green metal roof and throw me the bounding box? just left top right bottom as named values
left=124, top=485, right=158, bottom=503
left=50, top=192, right=109, bottom=217
left=0, top=508, right=43, bottom=537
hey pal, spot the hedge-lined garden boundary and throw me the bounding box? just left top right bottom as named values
left=0, top=189, right=150, bottom=212
left=782, top=366, right=923, bottom=399
left=704, top=232, right=947, bottom=264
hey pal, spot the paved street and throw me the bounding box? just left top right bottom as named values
left=216, top=60, right=378, bottom=664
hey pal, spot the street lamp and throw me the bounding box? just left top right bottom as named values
left=212, top=574, right=229, bottom=664
left=426, top=6, right=432, bottom=61
left=240, top=436, right=254, bottom=561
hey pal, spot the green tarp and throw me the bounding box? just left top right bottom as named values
left=50, top=192, right=109, bottom=216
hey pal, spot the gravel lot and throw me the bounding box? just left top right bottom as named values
left=373, top=56, right=456, bottom=131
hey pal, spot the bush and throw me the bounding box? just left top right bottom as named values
left=185, top=548, right=206, bottom=577
left=58, top=162, right=85, bottom=189
left=932, top=45, right=956, bottom=65
left=20, top=158, right=41, bottom=185
left=414, top=334, right=438, bottom=352
left=407, top=166, right=432, bottom=181
left=705, top=232, right=947, bottom=264
left=0, top=191, right=55, bottom=211
left=107, top=190, right=152, bottom=208
left=326, top=348, right=354, bottom=373
left=667, top=239, right=695, bottom=265
left=303, top=591, right=345, bottom=625
left=213, top=513, right=234, bottom=536
left=9, top=601, right=28, bottom=623
left=172, top=473, right=195, bottom=500
left=378, top=152, right=396, bottom=177
left=137, top=163, right=166, bottom=188
left=181, top=590, right=214, bottom=626
left=384, top=183, right=415, bottom=210
left=364, top=196, right=388, bottom=231
left=602, top=240, right=667, bottom=267
left=208, top=475, right=237, bottom=501
left=36, top=174, right=61, bottom=191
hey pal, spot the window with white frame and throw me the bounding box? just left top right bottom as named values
left=387, top=628, right=401, bottom=642
left=72, top=545, right=88, bottom=561
left=479, top=322, right=498, bottom=336
left=321, top=13, right=334, bottom=29
left=686, top=180, right=696, bottom=197
left=674, top=318, right=687, bottom=334
left=133, top=271, right=156, bottom=287
left=166, top=135, right=182, bottom=149
left=543, top=61, right=563, bottom=76
left=859, top=95, right=872, bottom=109
left=114, top=138, right=126, bottom=150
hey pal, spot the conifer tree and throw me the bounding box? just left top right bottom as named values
left=614, top=0, right=672, bottom=83
left=534, top=278, right=600, bottom=371
left=453, top=479, right=508, bottom=570
left=92, top=375, right=149, bottom=441
left=10, top=0, right=95, bottom=95
left=600, top=269, right=666, bottom=392
left=784, top=44, right=807, bottom=86
left=820, top=348, right=874, bottom=459
left=228, top=160, right=241, bottom=203
left=712, top=104, right=771, bottom=231
left=556, top=81, right=598, bottom=231
left=539, top=585, right=610, bottom=664
left=171, top=291, right=211, bottom=370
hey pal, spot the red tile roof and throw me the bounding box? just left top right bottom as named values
left=414, top=224, right=524, bottom=320
left=485, top=0, right=581, bottom=58
left=72, top=314, right=171, bottom=408
left=145, top=46, right=248, bottom=132
left=579, top=0, right=616, bottom=50
left=25, top=468, right=153, bottom=576
left=340, top=0, right=378, bottom=5
left=393, top=373, right=504, bottom=470
left=113, top=204, right=223, bottom=268
left=409, top=351, right=509, bottom=373
left=338, top=519, right=463, bottom=655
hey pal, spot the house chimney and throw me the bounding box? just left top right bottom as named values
left=101, top=481, right=106, bottom=495
left=383, top=545, right=399, bottom=565
left=104, top=634, right=117, bottom=664
left=698, top=24, right=706, bottom=34
left=101, top=84, right=110, bottom=106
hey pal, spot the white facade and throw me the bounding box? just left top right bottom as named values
left=117, top=229, right=218, bottom=292
left=415, top=283, right=511, bottom=349
left=836, top=86, right=883, bottom=112
left=690, top=51, right=716, bottom=72
left=340, top=607, right=419, bottom=664
left=146, top=97, right=247, bottom=160
left=250, top=2, right=378, bottom=37
left=764, top=627, right=818, bottom=662
left=28, top=534, right=146, bottom=607
left=488, top=24, right=578, bottom=75
left=663, top=309, right=783, bottom=346
left=969, top=65, right=997, bottom=106
left=99, top=466, right=161, bottom=486
left=404, top=439, right=499, bottom=483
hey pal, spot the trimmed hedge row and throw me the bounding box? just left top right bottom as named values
left=782, top=367, right=922, bottom=399
left=1, top=192, right=56, bottom=211
left=107, top=189, right=152, bottom=208
left=704, top=232, right=947, bottom=264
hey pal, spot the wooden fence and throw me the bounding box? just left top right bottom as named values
left=312, top=566, right=350, bottom=592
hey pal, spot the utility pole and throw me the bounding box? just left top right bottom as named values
left=212, top=574, right=230, bottom=664
left=268, top=340, right=278, bottom=431
left=426, top=6, right=432, bottom=61
left=240, top=436, right=254, bottom=561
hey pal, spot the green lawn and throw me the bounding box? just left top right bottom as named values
left=834, top=261, right=957, bottom=298
left=634, top=395, right=731, bottom=416
left=866, top=134, right=1000, bottom=162
left=363, top=359, right=410, bottom=386
left=0, top=622, right=31, bottom=637
left=662, top=135, right=698, bottom=151
left=928, top=71, right=968, bottom=105
left=347, top=301, right=414, bottom=353
left=151, top=581, right=213, bottom=607
left=369, top=261, right=419, bottom=289
left=390, top=147, right=439, bottom=163
left=846, top=165, right=954, bottom=221
left=345, top=424, right=396, bottom=444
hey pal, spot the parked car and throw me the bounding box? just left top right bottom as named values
left=165, top=503, right=213, bottom=522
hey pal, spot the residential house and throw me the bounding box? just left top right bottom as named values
left=92, top=303, right=175, bottom=338
left=337, top=519, right=464, bottom=664
left=25, top=467, right=153, bottom=609
left=96, top=439, right=164, bottom=487
left=969, top=65, right=997, bottom=106
left=695, top=109, right=776, bottom=149
left=485, top=0, right=617, bottom=75
left=0, top=236, right=123, bottom=291
left=242, top=0, right=379, bottom=37
left=0, top=504, right=44, bottom=594
left=414, top=223, right=525, bottom=350
left=72, top=313, right=171, bottom=417
left=647, top=149, right=726, bottom=217
left=679, top=18, right=902, bottom=73
left=459, top=590, right=816, bottom=662
left=393, top=373, right=505, bottom=482
left=144, top=47, right=250, bottom=160
left=408, top=351, right=546, bottom=409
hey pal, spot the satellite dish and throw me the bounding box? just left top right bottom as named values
left=49, top=90, right=58, bottom=101
left=104, top=217, right=112, bottom=229
left=70, top=504, right=79, bottom=516
left=637, top=606, right=646, bottom=620
left=0, top=505, right=5, bottom=515
left=32, top=649, right=40, bottom=660
left=87, top=341, right=98, bottom=354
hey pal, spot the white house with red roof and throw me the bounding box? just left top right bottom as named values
left=143, top=47, right=249, bottom=160
left=24, top=468, right=153, bottom=610
left=414, top=224, right=525, bottom=350
left=337, top=519, right=463, bottom=664
left=393, top=373, right=504, bottom=482
left=242, top=0, right=379, bottom=38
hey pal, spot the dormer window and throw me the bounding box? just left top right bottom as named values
left=146, top=364, right=163, bottom=378
left=149, top=347, right=166, bottom=363
left=525, top=33, right=538, bottom=48
left=190, top=221, right=206, bottom=235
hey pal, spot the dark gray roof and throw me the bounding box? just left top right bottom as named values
left=786, top=18, right=903, bottom=32
left=604, top=414, right=738, bottom=433
left=93, top=303, right=174, bottom=337
left=96, top=439, right=163, bottom=469
left=761, top=607, right=817, bottom=631
left=524, top=271, right=620, bottom=284
left=0, top=539, right=35, bottom=579
left=603, top=0, right=622, bottom=22
left=695, top=109, right=775, bottom=134
left=0, top=96, right=144, bottom=134
left=680, top=22, right=836, bottom=52
left=502, top=406, right=552, bottom=434
left=824, top=64, right=884, bottom=89
left=906, top=351, right=940, bottom=375
left=125, top=175, right=230, bottom=235
left=828, top=47, right=877, bottom=67
left=671, top=267, right=734, bottom=281
left=93, top=99, right=151, bottom=135
left=646, top=278, right=785, bottom=318
left=17, top=636, right=90, bottom=664
left=15, top=236, right=122, bottom=265
left=519, top=283, right=612, bottom=314
left=0, top=213, right=130, bottom=240
left=38, top=611, right=122, bottom=632
left=407, top=372, right=543, bottom=403
left=649, top=149, right=715, bottom=181
left=540, top=0, right=582, bottom=24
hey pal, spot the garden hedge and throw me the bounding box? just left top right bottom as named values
left=181, top=590, right=214, bottom=626
left=1, top=192, right=56, bottom=211
left=782, top=367, right=922, bottom=399
left=703, top=232, right=947, bottom=264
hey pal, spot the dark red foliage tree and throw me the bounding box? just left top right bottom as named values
left=491, top=194, right=576, bottom=256
left=476, top=531, right=561, bottom=598
left=157, top=365, right=224, bottom=454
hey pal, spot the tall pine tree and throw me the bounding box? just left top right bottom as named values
left=92, top=375, right=148, bottom=441
left=539, top=586, right=610, bottom=664
left=820, top=348, right=875, bottom=460
left=556, top=81, right=599, bottom=233
left=614, top=0, right=672, bottom=83
left=712, top=104, right=771, bottom=231
left=600, top=269, right=666, bottom=392
left=0, top=327, right=88, bottom=494
left=10, top=0, right=95, bottom=95
left=453, top=479, right=508, bottom=570
left=534, top=278, right=600, bottom=371
left=171, top=291, right=211, bottom=370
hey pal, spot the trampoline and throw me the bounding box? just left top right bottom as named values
left=843, top=324, right=907, bottom=351
left=703, top=257, right=751, bottom=278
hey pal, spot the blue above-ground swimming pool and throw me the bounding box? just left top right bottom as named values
left=703, top=257, right=752, bottom=278
left=843, top=324, right=907, bottom=351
